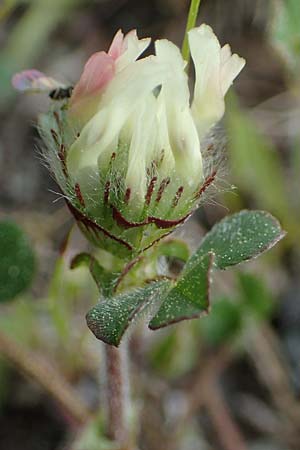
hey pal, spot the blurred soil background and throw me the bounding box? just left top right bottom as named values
left=1, top=0, right=300, bottom=449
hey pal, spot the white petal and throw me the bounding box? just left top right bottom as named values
left=189, top=25, right=224, bottom=139
left=221, top=44, right=232, bottom=65
left=155, top=38, right=189, bottom=107
left=155, top=39, right=202, bottom=186
left=125, top=95, right=157, bottom=203
left=116, top=30, right=151, bottom=72
left=155, top=96, right=175, bottom=175
left=67, top=56, right=171, bottom=177
left=167, top=98, right=202, bottom=185
left=101, top=55, right=170, bottom=110
left=221, top=52, right=245, bottom=95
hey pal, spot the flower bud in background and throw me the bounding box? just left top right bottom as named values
left=12, top=25, right=245, bottom=259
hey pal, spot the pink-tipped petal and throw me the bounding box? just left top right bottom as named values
left=71, top=51, right=115, bottom=106
left=108, top=29, right=125, bottom=60
left=115, top=30, right=150, bottom=71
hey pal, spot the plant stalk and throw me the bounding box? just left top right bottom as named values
left=181, top=0, right=202, bottom=64
left=104, top=344, right=129, bottom=447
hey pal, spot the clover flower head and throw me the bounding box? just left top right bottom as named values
left=12, top=25, right=245, bottom=258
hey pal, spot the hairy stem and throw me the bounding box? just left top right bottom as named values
left=0, top=330, right=91, bottom=425
left=104, top=344, right=129, bottom=446
left=181, top=0, right=202, bottom=63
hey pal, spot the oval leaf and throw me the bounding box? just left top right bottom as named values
left=86, top=280, right=171, bottom=346
left=185, top=210, right=285, bottom=271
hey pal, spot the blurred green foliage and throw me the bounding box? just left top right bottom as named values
left=237, top=272, right=274, bottom=320
left=0, top=220, right=36, bottom=303
left=200, top=272, right=274, bottom=346
left=226, top=95, right=288, bottom=217
left=271, top=0, right=300, bottom=74
left=200, top=297, right=242, bottom=346
left=226, top=95, right=300, bottom=246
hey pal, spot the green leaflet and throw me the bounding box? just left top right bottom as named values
left=185, top=210, right=285, bottom=271
left=86, top=280, right=171, bottom=346
left=149, top=252, right=214, bottom=329
left=83, top=210, right=285, bottom=342
left=149, top=210, right=285, bottom=330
